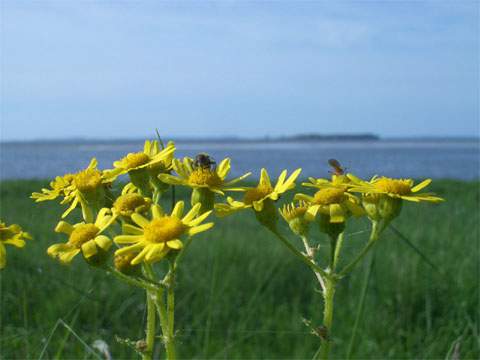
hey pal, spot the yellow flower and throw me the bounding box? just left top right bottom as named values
left=347, top=175, right=444, bottom=203
left=0, top=221, right=32, bottom=269
left=112, top=193, right=152, bottom=218
left=31, top=173, right=75, bottom=202
left=48, top=208, right=115, bottom=264
left=216, top=168, right=302, bottom=216
left=32, top=158, right=115, bottom=222
left=294, top=179, right=364, bottom=223
left=114, top=201, right=214, bottom=265
left=279, top=201, right=311, bottom=236
left=158, top=157, right=251, bottom=195
left=113, top=140, right=175, bottom=175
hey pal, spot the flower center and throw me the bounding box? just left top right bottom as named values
left=73, top=169, right=102, bottom=192
left=313, top=188, right=346, bottom=205
left=114, top=194, right=148, bottom=216
left=121, top=152, right=151, bottom=170
left=243, top=184, right=273, bottom=205
left=143, top=217, right=185, bottom=243
left=68, top=224, right=99, bottom=248
left=188, top=168, right=223, bottom=187
left=374, top=178, right=412, bottom=195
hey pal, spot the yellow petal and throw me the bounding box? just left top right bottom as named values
left=55, top=221, right=74, bottom=235
left=274, top=170, right=287, bottom=191
left=131, top=246, right=150, bottom=265
left=3, top=238, right=25, bottom=248
left=166, top=239, right=183, bottom=250
left=94, top=235, right=112, bottom=251
left=305, top=204, right=321, bottom=221
left=151, top=204, right=164, bottom=219
left=144, top=140, right=151, bottom=154
left=81, top=240, right=98, bottom=259
left=115, top=235, right=144, bottom=244
left=114, top=243, right=144, bottom=256
left=329, top=204, right=345, bottom=223
left=186, top=210, right=212, bottom=227
left=145, top=243, right=165, bottom=261
left=171, top=201, right=184, bottom=218
left=122, top=223, right=143, bottom=235
left=411, top=179, right=432, bottom=193
left=279, top=168, right=301, bottom=192
left=131, top=213, right=150, bottom=228
left=183, top=203, right=201, bottom=223
left=252, top=200, right=264, bottom=212
left=188, top=222, right=214, bottom=236
left=217, top=158, right=231, bottom=179
left=158, top=174, right=186, bottom=186
left=259, top=168, right=272, bottom=188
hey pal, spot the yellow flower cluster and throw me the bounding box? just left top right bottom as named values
left=27, top=140, right=443, bottom=270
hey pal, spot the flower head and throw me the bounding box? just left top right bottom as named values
left=112, top=193, right=152, bottom=218
left=113, top=140, right=175, bottom=175
left=347, top=175, right=444, bottom=203
left=48, top=208, right=115, bottom=264
left=114, top=201, right=214, bottom=265
left=159, top=157, right=250, bottom=195
left=215, top=168, right=302, bottom=216
left=346, top=175, right=444, bottom=222
left=0, top=221, right=32, bottom=269
left=32, top=158, right=114, bottom=222
left=279, top=201, right=311, bottom=236
left=294, top=178, right=364, bottom=224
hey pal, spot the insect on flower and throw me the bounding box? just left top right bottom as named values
left=193, top=153, right=216, bottom=170
left=328, top=158, right=346, bottom=176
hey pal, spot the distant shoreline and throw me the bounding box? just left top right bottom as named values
left=1, top=134, right=479, bottom=145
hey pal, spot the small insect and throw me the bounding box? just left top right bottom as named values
left=328, top=158, right=345, bottom=175
left=193, top=153, right=216, bottom=170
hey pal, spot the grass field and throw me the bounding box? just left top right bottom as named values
left=0, top=179, right=478, bottom=359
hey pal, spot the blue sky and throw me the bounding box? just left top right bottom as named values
left=1, top=1, right=478, bottom=140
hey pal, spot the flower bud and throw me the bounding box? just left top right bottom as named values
left=114, top=253, right=142, bottom=276
left=191, top=188, right=215, bottom=214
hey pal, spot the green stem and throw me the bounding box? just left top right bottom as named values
left=108, top=267, right=158, bottom=292
left=319, top=278, right=336, bottom=360
left=143, top=290, right=156, bottom=360
left=333, top=232, right=344, bottom=270
left=270, top=229, right=331, bottom=280
left=338, top=222, right=380, bottom=277
left=166, top=264, right=177, bottom=359
left=301, top=236, right=326, bottom=292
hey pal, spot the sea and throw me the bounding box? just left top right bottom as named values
left=0, top=139, right=478, bottom=181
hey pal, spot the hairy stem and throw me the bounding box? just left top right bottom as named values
left=301, top=236, right=326, bottom=293
left=270, top=229, right=331, bottom=280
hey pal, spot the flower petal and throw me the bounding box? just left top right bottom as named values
left=166, top=239, right=183, bottom=250
left=81, top=240, right=98, bottom=259
left=122, top=223, right=143, bottom=235
left=217, top=158, right=231, bottom=179
left=55, top=221, right=74, bottom=235
left=188, top=222, right=214, bottom=236
left=329, top=204, right=345, bottom=223
left=152, top=204, right=164, bottom=219
left=411, top=179, right=432, bottom=193
left=115, top=235, right=143, bottom=244
left=171, top=201, right=184, bottom=218
left=94, top=235, right=112, bottom=251
left=131, top=214, right=150, bottom=228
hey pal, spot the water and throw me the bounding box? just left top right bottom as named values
left=0, top=140, right=478, bottom=181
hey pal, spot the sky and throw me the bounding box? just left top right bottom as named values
left=1, top=1, right=479, bottom=141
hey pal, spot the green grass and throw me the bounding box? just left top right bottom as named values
left=0, top=179, right=478, bottom=359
